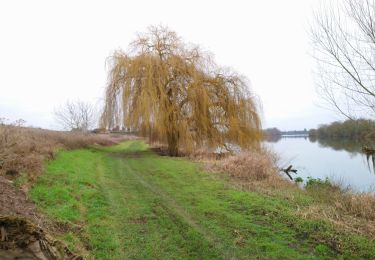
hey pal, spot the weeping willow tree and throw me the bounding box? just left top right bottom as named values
left=101, top=26, right=262, bottom=156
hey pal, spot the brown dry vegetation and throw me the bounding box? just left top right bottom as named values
left=302, top=183, right=375, bottom=237
left=0, top=124, right=134, bottom=259
left=208, top=150, right=278, bottom=182
left=0, top=124, right=131, bottom=186
left=203, top=148, right=375, bottom=238
left=202, top=147, right=293, bottom=191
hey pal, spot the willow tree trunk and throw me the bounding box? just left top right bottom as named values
left=166, top=109, right=179, bottom=156
left=102, top=26, right=262, bottom=157
left=167, top=131, right=179, bottom=156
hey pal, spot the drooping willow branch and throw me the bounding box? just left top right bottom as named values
left=101, top=26, right=262, bottom=156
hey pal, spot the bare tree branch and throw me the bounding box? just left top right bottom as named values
left=54, top=100, right=96, bottom=131
left=311, top=0, right=375, bottom=119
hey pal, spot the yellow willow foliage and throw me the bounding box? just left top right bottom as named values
left=101, top=26, right=262, bottom=156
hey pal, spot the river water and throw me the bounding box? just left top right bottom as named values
left=264, top=136, right=375, bottom=192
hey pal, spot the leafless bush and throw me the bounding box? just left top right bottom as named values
left=54, top=100, right=96, bottom=131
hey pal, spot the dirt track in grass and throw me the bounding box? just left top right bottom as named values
left=28, top=140, right=375, bottom=259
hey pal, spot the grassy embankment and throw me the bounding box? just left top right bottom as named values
left=0, top=123, right=124, bottom=187
left=31, top=140, right=375, bottom=259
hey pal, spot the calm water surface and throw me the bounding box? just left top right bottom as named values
left=264, top=136, right=375, bottom=192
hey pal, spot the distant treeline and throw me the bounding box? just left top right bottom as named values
left=263, top=128, right=308, bottom=137
left=309, top=119, right=375, bottom=139
left=264, top=119, right=375, bottom=140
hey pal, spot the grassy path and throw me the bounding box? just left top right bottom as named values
left=30, top=140, right=375, bottom=259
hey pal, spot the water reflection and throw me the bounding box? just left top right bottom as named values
left=313, top=137, right=364, bottom=155
left=266, top=135, right=373, bottom=155
left=312, top=137, right=375, bottom=172
left=362, top=146, right=375, bottom=174
left=263, top=135, right=309, bottom=143
left=365, top=152, right=375, bottom=173
left=263, top=136, right=375, bottom=192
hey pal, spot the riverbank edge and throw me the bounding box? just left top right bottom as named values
left=28, top=140, right=375, bottom=259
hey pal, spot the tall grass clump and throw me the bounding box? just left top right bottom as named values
left=205, top=147, right=290, bottom=189
left=305, top=178, right=375, bottom=221
left=217, top=151, right=276, bottom=181
left=340, top=192, right=375, bottom=221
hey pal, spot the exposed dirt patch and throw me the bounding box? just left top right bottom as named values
left=129, top=216, right=148, bottom=224
left=0, top=177, right=39, bottom=220
left=0, top=177, right=81, bottom=259
left=150, top=147, right=169, bottom=156
left=110, top=150, right=151, bottom=158
left=0, top=216, right=81, bottom=260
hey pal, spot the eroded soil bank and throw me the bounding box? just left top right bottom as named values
left=0, top=176, right=80, bottom=259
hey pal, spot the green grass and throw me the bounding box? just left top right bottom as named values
left=31, top=140, right=375, bottom=259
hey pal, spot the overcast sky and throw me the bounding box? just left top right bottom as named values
left=0, top=0, right=340, bottom=130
